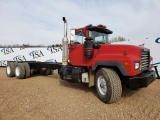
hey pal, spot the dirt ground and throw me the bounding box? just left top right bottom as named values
left=0, top=67, right=160, bottom=120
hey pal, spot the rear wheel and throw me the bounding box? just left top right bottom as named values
left=95, top=68, right=122, bottom=103
left=15, top=63, right=25, bottom=79
left=42, top=69, right=52, bottom=75
left=23, top=63, right=30, bottom=78
left=6, top=62, right=15, bottom=77
left=48, top=69, right=53, bottom=75
left=39, top=68, right=46, bottom=74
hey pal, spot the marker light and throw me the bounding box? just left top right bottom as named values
left=97, top=24, right=106, bottom=28
left=86, top=24, right=92, bottom=27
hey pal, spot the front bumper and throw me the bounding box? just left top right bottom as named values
left=128, top=70, right=156, bottom=89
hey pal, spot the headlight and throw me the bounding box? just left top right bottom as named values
left=135, top=62, right=140, bottom=70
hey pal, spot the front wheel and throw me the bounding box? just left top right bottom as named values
left=95, top=68, right=122, bottom=103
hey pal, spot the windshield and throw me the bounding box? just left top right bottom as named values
left=89, top=31, right=109, bottom=43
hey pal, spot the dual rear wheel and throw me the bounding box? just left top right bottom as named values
left=6, top=62, right=53, bottom=79
left=15, top=63, right=30, bottom=79
left=6, top=62, right=31, bottom=79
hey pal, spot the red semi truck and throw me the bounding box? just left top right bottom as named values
left=6, top=17, right=156, bottom=103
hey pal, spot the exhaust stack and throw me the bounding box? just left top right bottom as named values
left=62, top=17, right=68, bottom=65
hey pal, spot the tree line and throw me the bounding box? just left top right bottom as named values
left=0, top=44, right=62, bottom=48
left=110, top=36, right=127, bottom=43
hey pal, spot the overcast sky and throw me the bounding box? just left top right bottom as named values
left=0, top=0, right=160, bottom=45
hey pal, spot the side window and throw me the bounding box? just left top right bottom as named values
left=75, top=31, right=86, bottom=44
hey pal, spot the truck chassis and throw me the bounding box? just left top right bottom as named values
left=5, top=17, right=156, bottom=104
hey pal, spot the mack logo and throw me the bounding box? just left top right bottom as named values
left=47, top=47, right=62, bottom=54
left=29, top=50, right=44, bottom=59
left=155, top=37, right=160, bottom=44
left=0, top=60, right=7, bottom=66
left=13, top=55, right=26, bottom=61
left=139, top=43, right=145, bottom=47
left=1, top=48, right=14, bottom=55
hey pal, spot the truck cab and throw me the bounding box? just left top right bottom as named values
left=69, top=24, right=152, bottom=77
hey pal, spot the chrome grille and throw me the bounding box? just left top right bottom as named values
left=141, top=50, right=150, bottom=71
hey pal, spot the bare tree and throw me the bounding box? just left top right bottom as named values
left=110, top=36, right=126, bottom=43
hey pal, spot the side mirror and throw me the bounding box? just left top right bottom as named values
left=70, top=29, right=75, bottom=41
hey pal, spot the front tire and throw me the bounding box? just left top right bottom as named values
left=95, top=68, right=122, bottom=103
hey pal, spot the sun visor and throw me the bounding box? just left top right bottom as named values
left=86, top=26, right=113, bottom=34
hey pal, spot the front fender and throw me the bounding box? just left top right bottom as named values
left=92, top=61, right=128, bottom=76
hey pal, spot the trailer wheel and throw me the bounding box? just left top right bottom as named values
left=23, top=63, right=30, bottom=78
left=42, top=69, right=51, bottom=75
left=95, top=68, right=122, bottom=103
left=30, top=69, right=34, bottom=75
left=15, top=63, right=25, bottom=79
left=34, top=68, right=41, bottom=74
left=6, top=62, right=15, bottom=77
left=13, top=62, right=18, bottom=67
left=39, top=68, right=46, bottom=74
left=48, top=69, right=53, bottom=75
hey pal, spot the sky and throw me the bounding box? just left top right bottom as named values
left=0, top=0, right=160, bottom=46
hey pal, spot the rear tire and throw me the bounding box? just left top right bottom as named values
left=48, top=69, right=53, bottom=75
left=23, top=63, right=30, bottom=78
left=6, top=62, right=15, bottom=77
left=95, top=68, right=122, bottom=103
left=15, top=63, right=25, bottom=79
left=39, top=68, right=46, bottom=74
left=42, top=69, right=51, bottom=75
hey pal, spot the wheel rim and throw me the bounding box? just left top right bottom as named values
left=6, top=66, right=11, bottom=75
left=15, top=67, right=20, bottom=76
left=97, top=76, right=107, bottom=95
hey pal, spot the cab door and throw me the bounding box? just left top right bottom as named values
left=69, top=29, right=91, bottom=66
